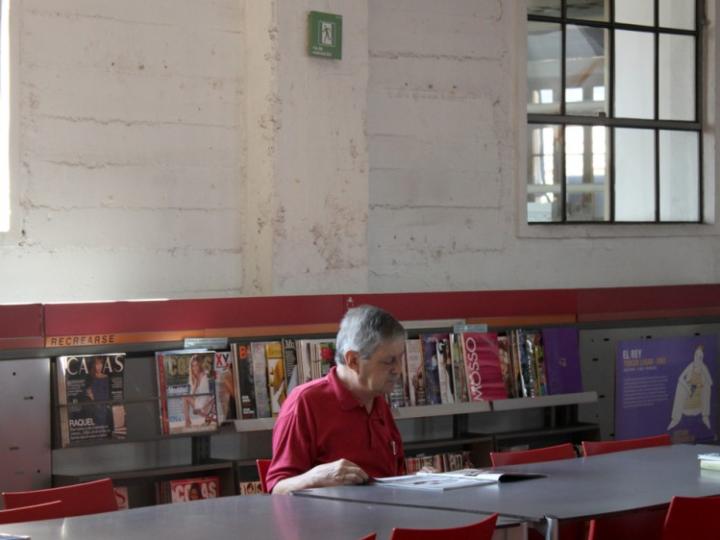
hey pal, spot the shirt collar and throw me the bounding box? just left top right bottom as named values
left=328, top=366, right=383, bottom=413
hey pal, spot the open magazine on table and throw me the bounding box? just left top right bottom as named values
left=373, top=468, right=546, bottom=491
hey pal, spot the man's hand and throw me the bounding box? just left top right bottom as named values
left=307, top=459, right=369, bottom=487
left=271, top=458, right=369, bottom=494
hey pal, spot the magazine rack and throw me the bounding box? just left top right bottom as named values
left=2, top=284, right=720, bottom=505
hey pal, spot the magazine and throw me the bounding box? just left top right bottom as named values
left=431, top=468, right=546, bottom=483
left=214, top=351, right=237, bottom=424
left=374, top=474, right=496, bottom=491
left=375, top=468, right=545, bottom=491
left=156, top=350, right=218, bottom=434
left=156, top=476, right=220, bottom=504
left=56, top=353, right=127, bottom=447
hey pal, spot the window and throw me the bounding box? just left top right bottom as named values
left=0, top=0, right=9, bottom=232
left=527, top=0, right=702, bottom=223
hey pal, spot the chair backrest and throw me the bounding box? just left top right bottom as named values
left=359, top=534, right=377, bottom=540
left=389, top=513, right=498, bottom=540
left=490, top=443, right=577, bottom=467
left=0, top=500, right=65, bottom=525
left=581, top=434, right=671, bottom=457
left=256, top=459, right=271, bottom=494
left=662, top=495, right=720, bottom=540
left=2, top=478, right=117, bottom=517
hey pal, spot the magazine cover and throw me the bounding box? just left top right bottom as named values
left=497, top=334, right=518, bottom=398
left=450, top=335, right=469, bottom=403
left=167, top=476, right=220, bottom=503
left=388, top=341, right=409, bottom=408
left=437, top=337, right=455, bottom=404
left=615, top=335, right=718, bottom=443
left=156, top=350, right=218, bottom=435
left=524, top=330, right=547, bottom=396
left=265, top=341, right=286, bottom=417
left=405, top=339, right=426, bottom=406
left=542, top=327, right=583, bottom=395
left=232, top=343, right=257, bottom=420
left=56, top=353, right=127, bottom=447
left=113, top=486, right=129, bottom=510
left=420, top=334, right=445, bottom=405
left=239, top=481, right=263, bottom=495
left=214, top=351, right=237, bottom=424
left=282, top=338, right=299, bottom=396
left=460, top=332, right=508, bottom=401
left=316, top=341, right=336, bottom=378
left=250, top=342, right=272, bottom=418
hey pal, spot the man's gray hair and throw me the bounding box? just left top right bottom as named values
left=335, top=305, right=405, bottom=365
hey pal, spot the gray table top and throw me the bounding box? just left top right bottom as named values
left=0, top=493, right=522, bottom=540
left=297, top=443, right=720, bottom=521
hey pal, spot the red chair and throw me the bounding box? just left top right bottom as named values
left=581, top=434, right=671, bottom=457
left=583, top=434, right=672, bottom=540
left=0, top=500, right=65, bottom=524
left=661, top=495, right=720, bottom=540
left=389, top=513, right=498, bottom=540
left=490, top=443, right=576, bottom=467
left=256, top=459, right=271, bottom=494
left=491, top=444, right=581, bottom=540
left=2, top=478, right=117, bottom=518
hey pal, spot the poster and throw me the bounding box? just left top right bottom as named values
left=615, top=335, right=717, bottom=443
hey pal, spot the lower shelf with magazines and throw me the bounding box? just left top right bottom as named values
left=53, top=459, right=235, bottom=509
left=491, top=423, right=600, bottom=453
left=402, top=433, right=495, bottom=471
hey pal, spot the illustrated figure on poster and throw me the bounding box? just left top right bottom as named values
left=183, top=355, right=215, bottom=427
left=85, top=356, right=111, bottom=429
left=668, top=345, right=713, bottom=430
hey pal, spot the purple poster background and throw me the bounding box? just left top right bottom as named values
left=615, top=335, right=718, bottom=443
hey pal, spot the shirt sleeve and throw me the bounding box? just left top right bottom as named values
left=265, top=396, right=316, bottom=492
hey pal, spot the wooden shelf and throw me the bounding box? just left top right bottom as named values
left=490, top=391, right=598, bottom=411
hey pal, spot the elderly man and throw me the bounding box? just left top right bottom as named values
left=266, top=305, right=406, bottom=494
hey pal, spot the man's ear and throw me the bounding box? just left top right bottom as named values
left=344, top=350, right=361, bottom=373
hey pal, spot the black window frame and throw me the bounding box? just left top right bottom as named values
left=527, top=0, right=704, bottom=224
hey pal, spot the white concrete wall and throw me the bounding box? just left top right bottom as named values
left=0, top=0, right=718, bottom=304
left=244, top=0, right=369, bottom=296
left=367, top=0, right=720, bottom=292
left=0, top=0, right=245, bottom=302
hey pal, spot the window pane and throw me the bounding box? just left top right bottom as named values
left=528, top=0, right=561, bottom=18
left=659, top=34, right=695, bottom=121
left=566, top=25, right=608, bottom=115
left=614, top=128, right=655, bottom=221
left=566, top=125, right=609, bottom=221
left=659, top=131, right=699, bottom=221
left=615, top=0, right=653, bottom=26
left=614, top=30, right=654, bottom=119
left=659, top=0, right=695, bottom=30
left=527, top=125, right=562, bottom=222
left=528, top=22, right=562, bottom=114
left=567, top=0, right=608, bottom=21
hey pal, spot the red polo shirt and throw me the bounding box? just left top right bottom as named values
left=265, top=366, right=405, bottom=493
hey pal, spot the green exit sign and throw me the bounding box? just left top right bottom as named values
left=308, top=11, right=342, bottom=59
